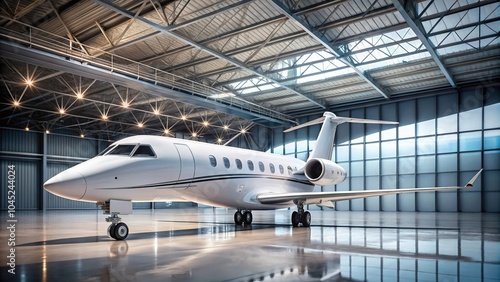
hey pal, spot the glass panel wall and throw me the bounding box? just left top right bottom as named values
left=269, top=86, right=500, bottom=212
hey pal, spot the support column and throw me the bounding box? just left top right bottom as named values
left=41, top=132, right=48, bottom=211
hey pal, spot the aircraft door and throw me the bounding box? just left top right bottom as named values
left=174, top=143, right=195, bottom=189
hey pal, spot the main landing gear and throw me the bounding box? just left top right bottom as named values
left=291, top=201, right=311, bottom=227
left=234, top=210, right=253, bottom=225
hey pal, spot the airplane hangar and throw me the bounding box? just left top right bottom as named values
left=0, top=0, right=499, bottom=281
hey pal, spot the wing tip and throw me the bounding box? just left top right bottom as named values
left=466, top=169, right=483, bottom=188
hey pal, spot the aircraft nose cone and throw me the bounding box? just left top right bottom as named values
left=44, top=169, right=87, bottom=200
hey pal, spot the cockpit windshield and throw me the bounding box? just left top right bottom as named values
left=107, top=144, right=137, bottom=156
left=132, top=145, right=156, bottom=157
left=97, top=143, right=156, bottom=157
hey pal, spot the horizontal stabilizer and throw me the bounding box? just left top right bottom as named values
left=337, top=117, right=399, bottom=125
left=284, top=117, right=325, bottom=133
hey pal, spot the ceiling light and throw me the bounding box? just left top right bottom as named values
left=59, top=108, right=65, bottom=114
left=13, top=100, right=20, bottom=107
left=137, top=122, right=144, bottom=128
left=217, top=138, right=222, bottom=143
left=192, top=132, right=197, bottom=138
left=76, top=93, right=84, bottom=99
left=80, top=133, right=85, bottom=138
left=203, top=121, right=209, bottom=127
left=25, top=127, right=29, bottom=131
left=223, top=125, right=229, bottom=130
left=153, top=109, right=160, bottom=115
left=122, top=102, right=129, bottom=108
left=45, top=130, right=50, bottom=134
left=101, top=114, right=108, bottom=120
left=181, top=115, right=187, bottom=121
left=26, top=79, right=33, bottom=86
left=240, top=129, right=247, bottom=134
left=164, top=129, right=170, bottom=134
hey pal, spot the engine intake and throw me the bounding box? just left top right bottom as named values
left=304, top=158, right=345, bottom=186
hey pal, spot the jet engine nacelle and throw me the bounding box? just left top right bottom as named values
left=304, top=158, right=345, bottom=186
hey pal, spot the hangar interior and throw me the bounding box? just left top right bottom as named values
left=0, top=0, right=499, bottom=281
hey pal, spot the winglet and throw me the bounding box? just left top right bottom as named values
left=466, top=169, right=483, bottom=187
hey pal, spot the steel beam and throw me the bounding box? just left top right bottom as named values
left=391, top=0, right=456, bottom=88
left=91, top=0, right=326, bottom=109
left=269, top=0, right=390, bottom=99
left=0, top=40, right=291, bottom=126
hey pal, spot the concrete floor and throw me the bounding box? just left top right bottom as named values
left=1, top=208, right=499, bottom=282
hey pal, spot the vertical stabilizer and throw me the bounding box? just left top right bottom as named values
left=309, top=112, right=340, bottom=160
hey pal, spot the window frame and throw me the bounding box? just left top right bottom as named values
left=258, top=161, right=265, bottom=172
left=269, top=163, right=275, bottom=173
left=247, top=160, right=254, bottom=171
left=236, top=159, right=243, bottom=170
left=107, top=144, right=138, bottom=156
left=97, top=144, right=117, bottom=156
left=223, top=157, right=230, bottom=169
left=209, top=155, right=217, bottom=167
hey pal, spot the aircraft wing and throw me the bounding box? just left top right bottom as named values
left=258, top=169, right=483, bottom=205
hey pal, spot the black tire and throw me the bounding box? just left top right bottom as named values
left=291, top=211, right=300, bottom=227
left=108, top=224, right=116, bottom=239
left=301, top=211, right=311, bottom=227
left=113, top=222, right=129, bottom=240
left=234, top=211, right=243, bottom=225
left=243, top=211, right=253, bottom=225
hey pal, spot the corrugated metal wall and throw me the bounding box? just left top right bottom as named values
left=0, top=160, right=40, bottom=209
left=1, top=128, right=40, bottom=154
left=47, top=134, right=98, bottom=158
left=0, top=130, right=104, bottom=210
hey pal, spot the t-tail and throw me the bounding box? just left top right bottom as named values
left=285, top=112, right=399, bottom=160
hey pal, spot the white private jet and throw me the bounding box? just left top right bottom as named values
left=44, top=112, right=483, bottom=240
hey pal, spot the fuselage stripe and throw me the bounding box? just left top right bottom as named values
left=96, top=174, right=312, bottom=190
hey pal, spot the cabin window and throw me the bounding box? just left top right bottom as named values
left=223, top=157, right=230, bottom=169
left=236, top=159, right=242, bottom=170
left=209, top=155, right=217, bottom=167
left=98, top=145, right=116, bottom=156
left=259, top=161, right=265, bottom=172
left=269, top=163, right=275, bottom=173
left=279, top=165, right=284, bottom=174
left=132, top=145, right=156, bottom=157
left=287, top=166, right=293, bottom=175
left=247, top=160, right=254, bottom=171
left=107, top=144, right=137, bottom=156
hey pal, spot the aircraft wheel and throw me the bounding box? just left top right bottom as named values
left=234, top=211, right=243, bottom=225
left=291, top=211, right=300, bottom=227
left=113, top=222, right=129, bottom=240
left=301, top=211, right=311, bottom=227
left=108, top=223, right=117, bottom=239
left=243, top=211, right=253, bottom=225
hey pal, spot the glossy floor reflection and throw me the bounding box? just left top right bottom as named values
left=1, top=209, right=499, bottom=281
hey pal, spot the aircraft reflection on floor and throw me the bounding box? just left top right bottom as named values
left=0, top=210, right=498, bottom=282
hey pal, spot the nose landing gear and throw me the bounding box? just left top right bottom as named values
left=106, top=213, right=129, bottom=240
left=101, top=200, right=132, bottom=240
